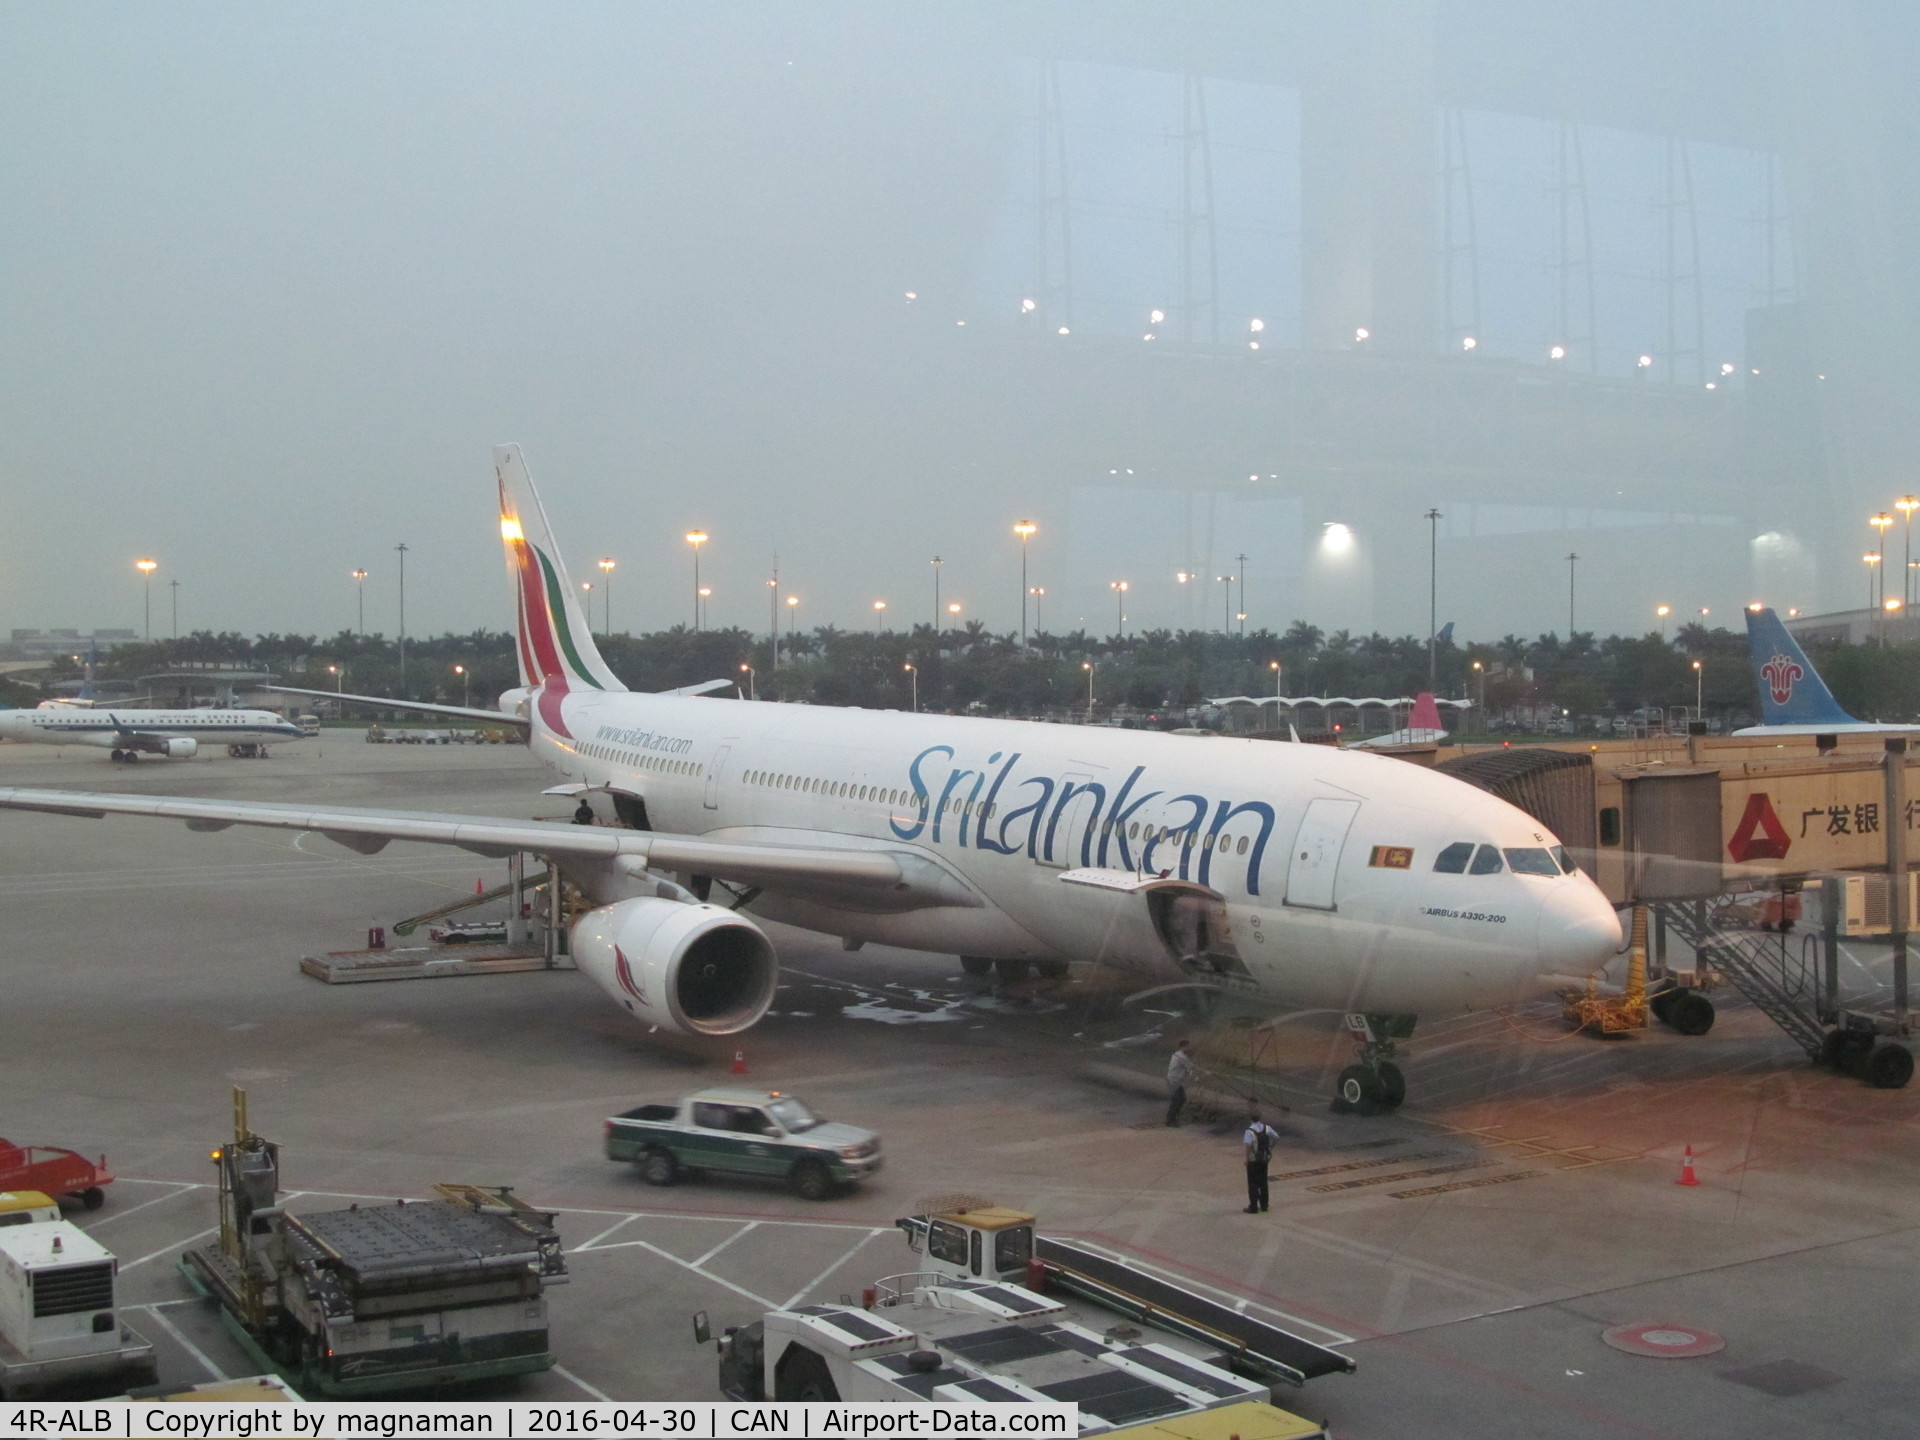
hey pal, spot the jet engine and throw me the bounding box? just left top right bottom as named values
left=571, top=897, right=777, bottom=1036
left=159, top=737, right=198, bottom=759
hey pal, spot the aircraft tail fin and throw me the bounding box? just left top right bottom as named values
left=1745, top=607, right=1856, bottom=727
left=1409, top=691, right=1444, bottom=733
left=494, top=444, right=628, bottom=694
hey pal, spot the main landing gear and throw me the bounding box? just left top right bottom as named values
left=109, top=749, right=139, bottom=763
left=1334, top=1013, right=1417, bottom=1114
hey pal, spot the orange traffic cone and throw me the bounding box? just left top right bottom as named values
left=1676, top=1144, right=1700, bottom=1187
left=731, top=1050, right=748, bottom=1075
left=476, top=878, right=485, bottom=895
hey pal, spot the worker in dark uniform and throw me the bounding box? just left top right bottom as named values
left=1242, top=1109, right=1279, bottom=1213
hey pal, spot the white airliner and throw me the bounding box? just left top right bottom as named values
left=0, top=704, right=305, bottom=760
left=0, top=447, right=1620, bottom=1108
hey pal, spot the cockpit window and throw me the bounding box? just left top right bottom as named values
left=1552, top=845, right=1576, bottom=875
left=1504, top=847, right=1562, bottom=877
left=1433, top=842, right=1474, bottom=873
left=1468, top=844, right=1504, bottom=875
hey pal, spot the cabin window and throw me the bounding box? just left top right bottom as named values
left=1433, top=842, right=1474, bottom=873
left=1599, top=807, right=1622, bottom=846
left=927, top=1221, right=968, bottom=1267
left=1469, top=844, right=1505, bottom=875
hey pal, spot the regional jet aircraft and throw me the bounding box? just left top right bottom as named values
left=0, top=447, right=1621, bottom=1109
left=0, top=704, right=305, bottom=760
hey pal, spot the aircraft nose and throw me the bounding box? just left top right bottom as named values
left=1535, top=881, right=1622, bottom=981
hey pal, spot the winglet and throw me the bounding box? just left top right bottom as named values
left=1745, top=607, right=1859, bottom=727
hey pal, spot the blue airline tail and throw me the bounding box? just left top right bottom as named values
left=1745, top=607, right=1859, bottom=727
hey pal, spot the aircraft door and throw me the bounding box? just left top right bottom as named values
left=703, top=745, right=733, bottom=810
left=1285, top=797, right=1360, bottom=910
left=1037, top=773, right=1099, bottom=869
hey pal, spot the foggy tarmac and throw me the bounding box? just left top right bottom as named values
left=2, top=737, right=1917, bottom=1434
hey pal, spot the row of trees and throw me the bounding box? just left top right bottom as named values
left=20, top=620, right=1920, bottom=730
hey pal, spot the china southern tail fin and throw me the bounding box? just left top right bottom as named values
left=1745, top=607, right=1857, bottom=727
left=494, top=444, right=628, bottom=694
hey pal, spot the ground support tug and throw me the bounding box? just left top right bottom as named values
left=715, top=1204, right=1347, bottom=1435
left=180, top=1089, right=568, bottom=1396
left=0, top=1190, right=155, bottom=1398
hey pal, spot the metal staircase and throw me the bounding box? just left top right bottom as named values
left=1658, top=904, right=1826, bottom=1058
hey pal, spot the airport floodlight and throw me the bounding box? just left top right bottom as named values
left=1249, top=318, right=1265, bottom=333
left=1887, top=599, right=1904, bottom=612
left=1143, top=333, right=1156, bottom=342
left=1012, top=521, right=1037, bottom=539
left=1461, top=336, right=1477, bottom=351
left=1721, top=363, right=1737, bottom=375
left=136, top=558, right=157, bottom=574
left=1249, top=341, right=1261, bottom=350
left=1549, top=345, right=1566, bottom=360
left=947, top=602, right=962, bottom=614
left=136, top=559, right=158, bottom=640
left=1057, top=326, right=1070, bottom=336
left=904, top=291, right=917, bottom=300
left=1021, top=298, right=1035, bottom=313
left=1637, top=354, right=1653, bottom=368
left=1355, top=327, right=1370, bottom=341
left=1150, top=309, right=1165, bottom=324
left=1748, top=603, right=1764, bottom=613
left=1320, top=522, right=1355, bottom=554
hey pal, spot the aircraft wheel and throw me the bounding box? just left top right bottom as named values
left=1864, top=1042, right=1914, bottom=1090
left=1335, top=1065, right=1383, bottom=1112
left=1663, top=990, right=1715, bottom=1036
left=1648, top=986, right=1677, bottom=1023
left=1375, top=1061, right=1407, bottom=1109
left=109, top=750, right=123, bottom=762
left=1821, top=1029, right=1871, bottom=1072
left=122, top=751, right=137, bottom=762
left=960, top=957, right=994, bottom=977
left=994, top=959, right=1031, bottom=982
left=638, top=1148, right=679, bottom=1187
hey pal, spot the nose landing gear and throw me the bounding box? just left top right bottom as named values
left=1334, top=1013, right=1417, bottom=1114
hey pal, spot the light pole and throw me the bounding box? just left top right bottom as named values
left=1425, top=508, right=1442, bottom=690
left=351, top=569, right=368, bottom=636
left=1866, top=552, right=1883, bottom=612
left=1013, top=521, right=1038, bottom=644
left=786, top=594, right=799, bottom=654
left=1110, top=581, right=1129, bottom=636
left=685, top=531, right=709, bottom=631
left=598, top=558, right=615, bottom=635
left=768, top=564, right=779, bottom=667
left=1871, top=511, right=1894, bottom=599
left=1472, top=659, right=1485, bottom=731
left=327, top=664, right=344, bottom=692
left=873, top=600, right=887, bottom=631
left=739, top=663, right=756, bottom=701
left=1082, top=661, right=1095, bottom=719
left=1655, top=603, right=1670, bottom=640
left=1236, top=553, right=1248, bottom=635
left=453, top=664, right=470, bottom=707
left=395, top=542, right=409, bottom=693
left=1566, top=552, right=1579, bottom=635
left=904, top=663, right=917, bottom=712
left=931, top=556, right=943, bottom=632
left=1899, top=497, right=1920, bottom=607
left=168, top=579, right=179, bottom=639
left=1693, top=659, right=1703, bottom=719
left=1269, top=659, right=1282, bottom=698
left=1029, top=586, right=1045, bottom=635
left=1216, top=576, right=1233, bottom=633
left=136, top=559, right=157, bottom=640
left=698, top=586, right=712, bottom=629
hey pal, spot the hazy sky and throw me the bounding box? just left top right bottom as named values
left=4, top=4, right=1910, bottom=647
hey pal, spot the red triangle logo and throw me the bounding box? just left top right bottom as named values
left=1727, top=792, right=1792, bottom=863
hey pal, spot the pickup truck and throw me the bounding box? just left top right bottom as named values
left=605, top=1088, right=882, bottom=1201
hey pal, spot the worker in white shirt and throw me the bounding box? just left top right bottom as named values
left=1166, top=1039, right=1197, bottom=1126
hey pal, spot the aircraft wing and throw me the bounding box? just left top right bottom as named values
left=0, top=786, right=938, bottom=900
left=263, top=686, right=531, bottom=726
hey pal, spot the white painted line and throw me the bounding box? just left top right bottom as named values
left=574, top=1239, right=773, bottom=1310
left=552, top=1364, right=613, bottom=1402
left=86, top=1183, right=203, bottom=1227
left=121, top=1227, right=217, bottom=1271
left=577, top=1213, right=641, bottom=1251
left=140, top=1303, right=230, bottom=1381
left=691, top=1222, right=759, bottom=1268
left=781, top=1228, right=890, bottom=1309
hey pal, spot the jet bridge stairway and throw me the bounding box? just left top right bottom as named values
left=1657, top=903, right=1913, bottom=1088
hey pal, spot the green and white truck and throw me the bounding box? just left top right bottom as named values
left=604, top=1089, right=882, bottom=1201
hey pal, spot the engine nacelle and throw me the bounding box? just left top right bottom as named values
left=160, top=736, right=198, bottom=759
left=572, top=897, right=777, bottom=1036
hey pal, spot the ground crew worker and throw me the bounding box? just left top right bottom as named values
left=1243, top=1109, right=1279, bottom=1213
left=1166, top=1039, right=1197, bottom=1126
